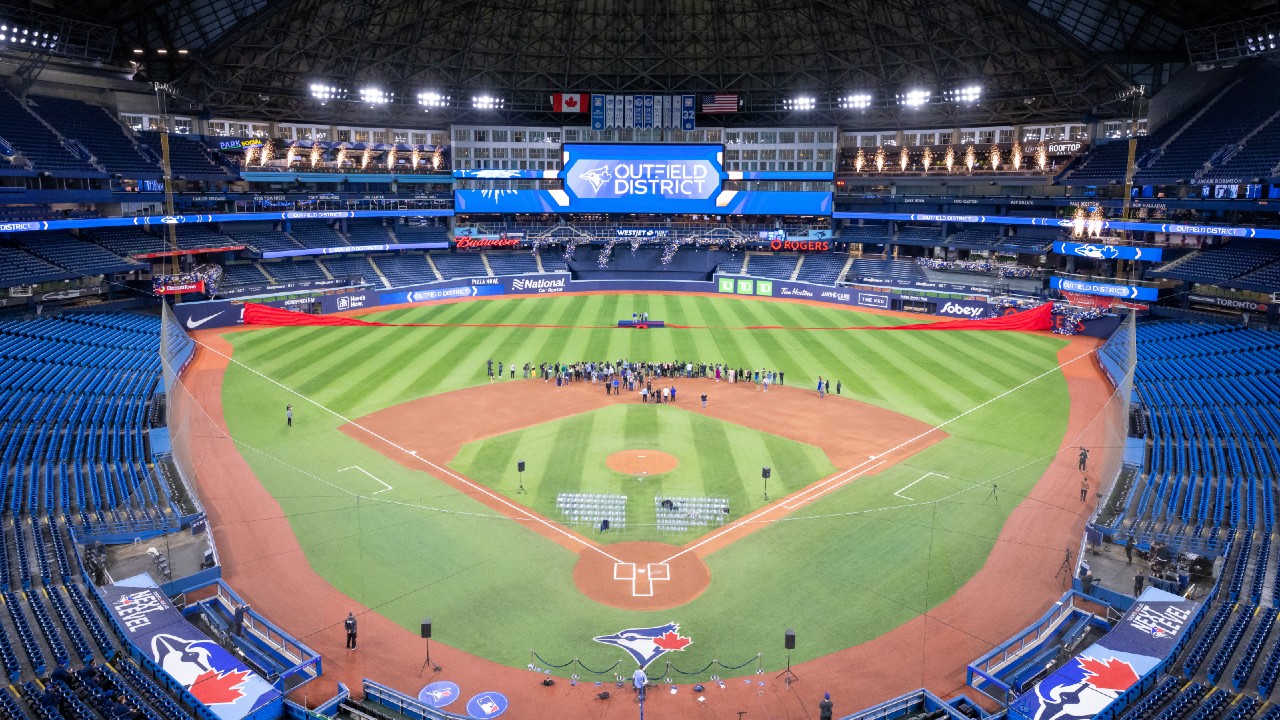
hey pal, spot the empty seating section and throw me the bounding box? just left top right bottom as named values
left=136, top=131, right=231, bottom=178
left=715, top=252, right=746, bottom=275
left=1002, top=225, right=1060, bottom=253
left=220, top=263, right=269, bottom=287
left=30, top=96, right=160, bottom=177
left=346, top=221, right=393, bottom=245
left=0, top=91, right=100, bottom=176
left=260, top=260, right=327, bottom=283
left=1231, top=260, right=1280, bottom=292
left=742, top=253, right=798, bottom=280
left=393, top=225, right=449, bottom=244
left=485, top=252, right=540, bottom=276
left=431, top=252, right=489, bottom=279
left=0, top=313, right=180, bottom=527
left=1103, top=322, right=1280, bottom=541
left=1215, top=115, right=1280, bottom=179
left=794, top=253, right=848, bottom=284
left=896, top=224, right=942, bottom=246
left=1139, top=73, right=1280, bottom=182
left=18, top=233, right=141, bottom=276
left=87, top=226, right=235, bottom=257
left=372, top=254, right=436, bottom=286
left=557, top=493, right=626, bottom=528
left=289, top=222, right=346, bottom=249
left=950, top=228, right=999, bottom=249
left=538, top=252, right=569, bottom=273
left=838, top=223, right=890, bottom=242
left=1153, top=243, right=1280, bottom=284
left=321, top=255, right=376, bottom=283
left=0, top=247, right=77, bottom=288
left=655, top=496, right=728, bottom=533
left=231, top=230, right=301, bottom=253
left=847, top=258, right=926, bottom=285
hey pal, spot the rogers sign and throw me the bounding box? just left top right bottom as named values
left=769, top=239, right=830, bottom=252
left=455, top=237, right=522, bottom=249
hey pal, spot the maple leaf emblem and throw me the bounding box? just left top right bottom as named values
left=565, top=95, right=578, bottom=108
left=188, top=669, right=249, bottom=704
left=1078, top=656, right=1138, bottom=692
left=653, top=630, right=691, bottom=651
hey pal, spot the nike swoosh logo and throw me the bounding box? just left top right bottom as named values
left=185, top=312, right=223, bottom=329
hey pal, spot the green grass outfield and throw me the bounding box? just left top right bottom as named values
left=218, top=293, right=1071, bottom=675
left=450, top=404, right=837, bottom=544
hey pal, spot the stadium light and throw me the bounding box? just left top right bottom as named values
left=1246, top=32, right=1277, bottom=53
left=359, top=87, right=392, bottom=105
left=472, top=95, right=504, bottom=110
left=944, top=85, right=982, bottom=104
left=897, top=89, right=931, bottom=108
left=309, top=83, right=347, bottom=103
left=417, top=91, right=450, bottom=108
left=783, top=96, right=816, bottom=111
left=838, top=93, right=872, bottom=110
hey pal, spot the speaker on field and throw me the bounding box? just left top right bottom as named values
left=784, top=629, right=796, bottom=650
left=518, top=460, right=526, bottom=473
left=421, top=619, right=432, bottom=639
left=762, top=467, right=771, bottom=479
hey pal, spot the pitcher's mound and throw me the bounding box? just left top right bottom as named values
left=607, top=449, right=678, bottom=476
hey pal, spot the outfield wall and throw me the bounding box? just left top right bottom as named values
left=172, top=273, right=1113, bottom=337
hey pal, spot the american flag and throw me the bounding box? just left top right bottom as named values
left=700, top=94, right=739, bottom=113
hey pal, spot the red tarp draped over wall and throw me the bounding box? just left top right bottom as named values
left=242, top=300, right=1054, bottom=332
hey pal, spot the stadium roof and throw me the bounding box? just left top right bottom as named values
left=24, top=0, right=1275, bottom=126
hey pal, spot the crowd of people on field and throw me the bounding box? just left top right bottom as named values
left=485, top=358, right=793, bottom=401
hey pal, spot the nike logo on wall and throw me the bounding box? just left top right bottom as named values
left=185, top=312, right=223, bottom=329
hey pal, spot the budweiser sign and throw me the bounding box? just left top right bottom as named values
left=455, top=236, right=522, bottom=249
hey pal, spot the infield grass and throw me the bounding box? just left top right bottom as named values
left=218, top=293, right=1072, bottom=675
left=450, top=404, right=837, bottom=544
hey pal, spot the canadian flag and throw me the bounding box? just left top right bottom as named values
left=551, top=93, right=590, bottom=113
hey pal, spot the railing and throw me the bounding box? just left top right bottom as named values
left=362, top=679, right=470, bottom=720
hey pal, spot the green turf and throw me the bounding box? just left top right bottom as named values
left=449, top=404, right=836, bottom=543
left=216, top=293, right=1072, bottom=676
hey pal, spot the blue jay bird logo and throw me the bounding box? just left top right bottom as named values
left=578, top=165, right=613, bottom=193
left=594, top=622, right=692, bottom=668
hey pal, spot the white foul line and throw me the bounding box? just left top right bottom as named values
left=339, top=466, right=393, bottom=495
left=661, top=344, right=1100, bottom=565
left=895, top=472, right=950, bottom=501
left=194, top=339, right=624, bottom=565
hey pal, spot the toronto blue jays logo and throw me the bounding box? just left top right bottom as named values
left=1072, top=244, right=1120, bottom=260
left=1017, top=655, right=1138, bottom=720
left=579, top=165, right=613, bottom=193
left=594, top=622, right=693, bottom=668
left=152, top=634, right=250, bottom=705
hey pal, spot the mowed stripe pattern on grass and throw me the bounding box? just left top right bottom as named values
left=218, top=293, right=1072, bottom=673
left=449, top=404, right=836, bottom=543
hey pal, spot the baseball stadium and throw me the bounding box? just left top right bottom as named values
left=0, top=2, right=1278, bottom=720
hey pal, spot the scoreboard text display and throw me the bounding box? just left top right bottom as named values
left=560, top=144, right=724, bottom=213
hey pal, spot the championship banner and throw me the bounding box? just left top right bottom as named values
left=100, top=574, right=282, bottom=720
left=589, top=95, right=696, bottom=130
left=1010, top=588, right=1198, bottom=720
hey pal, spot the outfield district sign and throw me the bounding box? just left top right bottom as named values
left=561, top=144, right=722, bottom=213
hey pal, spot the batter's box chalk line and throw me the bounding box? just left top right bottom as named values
left=613, top=561, right=672, bottom=597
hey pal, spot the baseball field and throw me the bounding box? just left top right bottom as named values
left=212, top=292, right=1072, bottom=678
